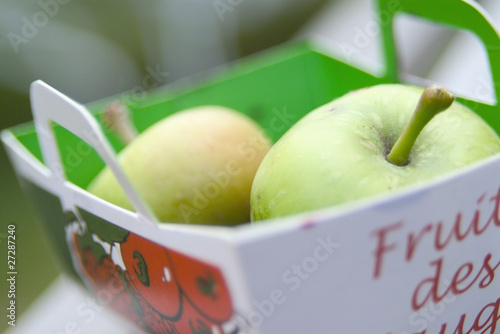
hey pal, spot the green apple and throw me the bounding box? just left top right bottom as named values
left=88, top=104, right=272, bottom=225
left=250, top=84, right=500, bottom=221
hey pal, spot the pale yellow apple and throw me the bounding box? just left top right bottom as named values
left=88, top=105, right=272, bottom=225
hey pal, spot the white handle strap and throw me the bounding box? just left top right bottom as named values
left=30, top=80, right=158, bottom=225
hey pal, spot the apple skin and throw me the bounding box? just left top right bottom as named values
left=88, top=105, right=272, bottom=225
left=250, top=84, right=500, bottom=222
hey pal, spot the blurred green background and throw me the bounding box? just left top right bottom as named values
left=0, top=0, right=332, bottom=332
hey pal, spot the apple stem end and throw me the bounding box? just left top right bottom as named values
left=386, top=85, right=455, bottom=166
left=102, top=101, right=138, bottom=145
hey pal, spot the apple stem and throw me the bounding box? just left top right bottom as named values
left=102, top=101, right=138, bottom=145
left=386, top=85, right=455, bottom=166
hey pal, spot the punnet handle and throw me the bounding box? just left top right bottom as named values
left=30, top=80, right=157, bottom=225
left=378, top=0, right=500, bottom=113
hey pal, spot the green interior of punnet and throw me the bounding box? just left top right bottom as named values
left=8, top=40, right=500, bottom=192
left=10, top=42, right=384, bottom=189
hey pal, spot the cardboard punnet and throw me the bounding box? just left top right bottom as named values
left=3, top=0, right=500, bottom=333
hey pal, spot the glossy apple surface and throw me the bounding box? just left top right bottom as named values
left=250, top=84, right=500, bottom=221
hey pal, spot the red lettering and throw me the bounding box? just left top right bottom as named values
left=396, top=298, right=500, bottom=334
left=401, top=193, right=493, bottom=259
left=450, top=262, right=474, bottom=295
left=479, top=254, right=500, bottom=289
left=413, top=253, right=500, bottom=311
left=377, top=188, right=500, bottom=275
left=471, top=194, right=490, bottom=236
left=448, top=255, right=500, bottom=298
left=452, top=313, right=472, bottom=334
left=488, top=187, right=500, bottom=227
left=371, top=221, right=403, bottom=279
left=412, top=258, right=448, bottom=310
left=449, top=298, right=500, bottom=334
left=435, top=213, right=473, bottom=251
left=469, top=210, right=488, bottom=237
left=473, top=298, right=500, bottom=334
left=407, top=223, right=433, bottom=261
